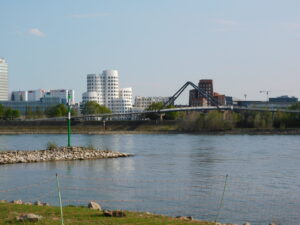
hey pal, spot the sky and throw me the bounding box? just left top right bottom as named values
left=1, top=0, right=300, bottom=104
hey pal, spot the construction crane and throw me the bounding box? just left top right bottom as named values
left=259, top=90, right=271, bottom=101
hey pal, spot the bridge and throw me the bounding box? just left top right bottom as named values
left=74, top=80, right=300, bottom=120
left=24, top=81, right=300, bottom=121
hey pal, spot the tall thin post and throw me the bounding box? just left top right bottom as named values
left=215, top=174, right=228, bottom=224
left=56, top=173, right=64, bottom=225
left=67, top=92, right=71, bottom=147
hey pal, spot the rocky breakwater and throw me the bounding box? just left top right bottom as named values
left=0, top=146, right=132, bottom=164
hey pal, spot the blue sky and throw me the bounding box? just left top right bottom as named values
left=1, top=0, right=300, bottom=103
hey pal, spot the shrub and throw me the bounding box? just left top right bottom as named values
left=47, top=142, right=58, bottom=150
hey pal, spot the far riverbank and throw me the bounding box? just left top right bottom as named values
left=0, top=120, right=300, bottom=135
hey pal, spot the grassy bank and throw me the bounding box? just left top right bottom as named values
left=0, top=203, right=214, bottom=225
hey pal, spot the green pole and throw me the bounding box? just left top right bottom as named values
left=67, top=92, right=71, bottom=147
left=56, top=173, right=64, bottom=225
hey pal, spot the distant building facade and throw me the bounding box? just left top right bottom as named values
left=189, top=79, right=227, bottom=106
left=11, top=89, right=75, bottom=105
left=82, top=69, right=133, bottom=114
left=11, top=91, right=28, bottom=102
left=45, top=89, right=75, bottom=105
left=269, top=95, right=298, bottom=103
left=0, top=97, right=62, bottom=115
left=0, top=58, right=8, bottom=101
left=134, top=96, right=170, bottom=109
left=28, top=89, right=46, bottom=101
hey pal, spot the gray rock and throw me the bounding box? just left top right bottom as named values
left=176, top=216, right=193, bottom=220
left=88, top=201, right=101, bottom=210
left=16, top=213, right=42, bottom=222
left=34, top=201, right=43, bottom=206
left=23, top=202, right=33, bottom=205
left=103, top=210, right=126, bottom=217
left=10, top=200, right=23, bottom=204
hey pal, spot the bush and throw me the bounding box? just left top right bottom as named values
left=47, top=142, right=58, bottom=150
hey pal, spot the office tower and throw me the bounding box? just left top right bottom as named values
left=0, top=58, right=8, bottom=101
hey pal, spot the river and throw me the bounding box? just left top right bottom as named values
left=0, top=134, right=299, bottom=225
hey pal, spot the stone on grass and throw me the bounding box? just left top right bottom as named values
left=103, top=210, right=126, bottom=217
left=23, top=202, right=33, bottom=205
left=34, top=201, right=43, bottom=206
left=10, top=200, right=23, bottom=204
left=16, top=213, right=42, bottom=222
left=88, top=201, right=102, bottom=210
left=176, top=216, right=193, bottom=220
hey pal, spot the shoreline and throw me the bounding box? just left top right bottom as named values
left=0, top=128, right=300, bottom=135
left=0, top=146, right=132, bottom=165
left=0, top=121, right=300, bottom=135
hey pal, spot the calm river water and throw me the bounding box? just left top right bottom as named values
left=0, top=134, right=299, bottom=225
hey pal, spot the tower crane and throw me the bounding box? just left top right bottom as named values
left=259, top=90, right=271, bottom=101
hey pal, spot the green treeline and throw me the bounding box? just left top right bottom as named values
left=0, top=104, right=78, bottom=120
left=0, top=104, right=20, bottom=120
left=180, top=109, right=300, bottom=131
left=0, top=101, right=112, bottom=120
left=147, top=102, right=300, bottom=131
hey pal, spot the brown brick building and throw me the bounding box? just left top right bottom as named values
left=189, top=79, right=225, bottom=106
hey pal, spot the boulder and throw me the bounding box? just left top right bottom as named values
left=176, top=216, right=193, bottom=220
left=16, top=213, right=42, bottom=222
left=34, top=201, right=43, bottom=206
left=10, top=200, right=23, bottom=204
left=88, top=201, right=101, bottom=210
left=23, top=202, right=33, bottom=205
left=103, top=210, right=126, bottom=217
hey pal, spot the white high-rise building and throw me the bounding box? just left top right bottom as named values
left=82, top=70, right=132, bottom=114
left=0, top=58, right=8, bottom=101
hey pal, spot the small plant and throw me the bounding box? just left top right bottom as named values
left=87, top=144, right=96, bottom=150
left=47, top=142, right=58, bottom=150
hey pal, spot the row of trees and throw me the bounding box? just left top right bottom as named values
left=146, top=102, right=300, bottom=130
left=0, top=105, right=20, bottom=120
left=0, top=101, right=112, bottom=120
left=179, top=104, right=300, bottom=131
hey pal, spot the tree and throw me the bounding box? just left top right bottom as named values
left=45, top=104, right=68, bottom=117
left=145, top=102, right=164, bottom=120
left=81, top=101, right=111, bottom=115
left=0, top=104, right=4, bottom=118
left=145, top=102, right=179, bottom=120
left=34, top=107, right=44, bottom=118
left=25, top=107, right=34, bottom=119
left=4, top=108, right=20, bottom=120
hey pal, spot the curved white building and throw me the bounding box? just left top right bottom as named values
left=82, top=70, right=133, bottom=116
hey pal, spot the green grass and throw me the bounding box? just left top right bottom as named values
left=0, top=203, right=215, bottom=225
